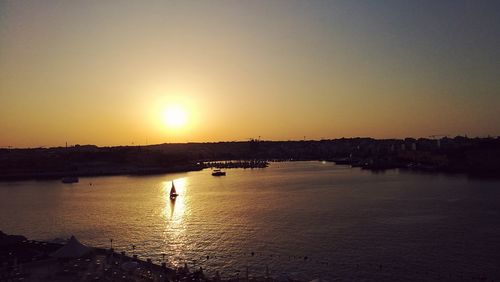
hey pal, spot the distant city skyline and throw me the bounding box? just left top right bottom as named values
left=1, top=0, right=499, bottom=147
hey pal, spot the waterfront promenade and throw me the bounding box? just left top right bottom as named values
left=0, top=232, right=187, bottom=281
left=0, top=231, right=293, bottom=282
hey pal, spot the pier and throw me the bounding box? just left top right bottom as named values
left=203, top=160, right=269, bottom=169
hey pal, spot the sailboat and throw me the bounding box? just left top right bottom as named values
left=170, top=181, right=178, bottom=200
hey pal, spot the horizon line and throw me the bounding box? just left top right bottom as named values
left=2, top=135, right=499, bottom=150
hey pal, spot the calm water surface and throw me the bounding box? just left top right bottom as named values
left=1, top=162, right=500, bottom=280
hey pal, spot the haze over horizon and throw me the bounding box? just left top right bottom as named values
left=1, top=0, right=500, bottom=147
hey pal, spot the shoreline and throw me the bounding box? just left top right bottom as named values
left=1, top=138, right=499, bottom=182
left=1, top=159, right=499, bottom=182
left=0, top=164, right=204, bottom=182
left=1, top=231, right=283, bottom=282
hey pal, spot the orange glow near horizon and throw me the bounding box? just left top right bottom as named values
left=1, top=1, right=499, bottom=147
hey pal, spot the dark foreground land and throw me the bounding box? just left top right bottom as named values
left=1, top=136, right=499, bottom=181
left=0, top=231, right=278, bottom=282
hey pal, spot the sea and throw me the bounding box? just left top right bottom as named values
left=1, top=161, right=499, bottom=281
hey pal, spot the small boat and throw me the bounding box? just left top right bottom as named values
left=169, top=181, right=178, bottom=200
left=61, top=176, right=79, bottom=184
left=211, top=169, right=226, bottom=176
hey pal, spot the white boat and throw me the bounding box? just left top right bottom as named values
left=211, top=169, right=226, bottom=176
left=169, top=181, right=178, bottom=200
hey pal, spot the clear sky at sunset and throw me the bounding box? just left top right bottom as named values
left=1, top=0, right=499, bottom=147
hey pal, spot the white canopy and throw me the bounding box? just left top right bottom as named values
left=309, top=279, right=330, bottom=282
left=51, top=235, right=91, bottom=258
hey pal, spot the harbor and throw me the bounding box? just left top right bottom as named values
left=1, top=162, right=500, bottom=281
left=203, top=160, right=269, bottom=170
left=2, top=1, right=500, bottom=281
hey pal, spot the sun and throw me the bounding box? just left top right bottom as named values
left=163, top=105, right=187, bottom=129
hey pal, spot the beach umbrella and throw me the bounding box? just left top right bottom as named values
left=50, top=236, right=91, bottom=258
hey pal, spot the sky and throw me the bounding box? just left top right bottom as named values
left=1, top=0, right=499, bottom=147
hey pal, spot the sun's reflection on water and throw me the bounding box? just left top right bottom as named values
left=161, top=177, right=189, bottom=266
left=162, top=177, right=188, bottom=222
